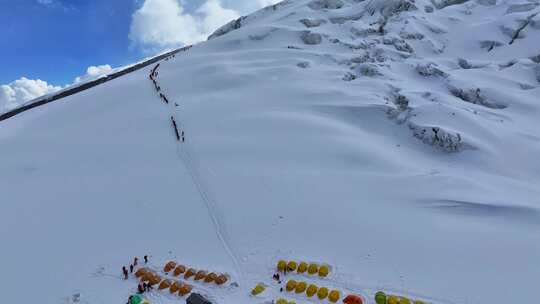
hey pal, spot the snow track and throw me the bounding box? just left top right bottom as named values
left=147, top=59, right=246, bottom=289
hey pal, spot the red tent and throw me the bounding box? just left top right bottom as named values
left=343, top=294, right=363, bottom=304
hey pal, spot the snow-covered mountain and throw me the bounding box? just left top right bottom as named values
left=1, top=0, right=539, bottom=304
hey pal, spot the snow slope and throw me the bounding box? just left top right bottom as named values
left=1, top=0, right=540, bottom=303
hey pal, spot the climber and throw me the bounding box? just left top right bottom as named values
left=138, top=283, right=145, bottom=294
left=122, top=266, right=128, bottom=280
left=130, top=264, right=134, bottom=273
left=134, top=257, right=139, bottom=266
left=144, top=255, right=149, bottom=264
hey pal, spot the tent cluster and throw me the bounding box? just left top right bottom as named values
left=285, top=279, right=341, bottom=303
left=277, top=260, right=331, bottom=278
left=375, top=291, right=426, bottom=304
left=135, top=267, right=193, bottom=297
left=163, top=261, right=228, bottom=285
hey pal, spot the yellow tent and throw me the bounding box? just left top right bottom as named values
left=306, top=284, right=318, bottom=297
left=287, top=261, right=298, bottom=272
left=388, top=295, right=399, bottom=304
left=297, top=262, right=308, bottom=274
left=295, top=281, right=307, bottom=294
left=277, top=260, right=287, bottom=272
left=328, top=290, right=340, bottom=303
left=251, top=283, right=266, bottom=296
left=318, top=265, right=330, bottom=277
left=286, top=280, right=297, bottom=292
left=307, top=263, right=319, bottom=275
left=317, top=287, right=329, bottom=300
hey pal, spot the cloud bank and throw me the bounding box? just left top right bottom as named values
left=129, top=0, right=240, bottom=49
left=74, top=64, right=113, bottom=84
left=1, top=64, right=114, bottom=112
left=0, top=78, right=61, bottom=112
left=128, top=0, right=281, bottom=49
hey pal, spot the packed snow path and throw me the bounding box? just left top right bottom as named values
left=148, top=60, right=246, bottom=286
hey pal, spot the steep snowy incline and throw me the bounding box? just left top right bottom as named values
left=1, top=0, right=540, bottom=304
left=0, top=63, right=237, bottom=304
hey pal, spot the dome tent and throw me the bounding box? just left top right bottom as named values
left=184, top=268, right=197, bottom=279
left=179, top=284, right=193, bottom=296
left=215, top=274, right=228, bottom=285
left=306, top=284, right=318, bottom=297
left=328, top=290, right=340, bottom=303
left=170, top=281, right=182, bottom=294
left=164, top=261, right=176, bottom=273
left=204, top=272, right=217, bottom=283
left=297, top=262, right=308, bottom=273
left=173, top=265, right=186, bottom=276
left=135, top=268, right=149, bottom=278
left=317, top=287, right=329, bottom=300
left=195, top=270, right=207, bottom=281
left=344, top=294, right=363, bottom=304
left=158, top=279, right=172, bottom=290
left=286, top=280, right=297, bottom=292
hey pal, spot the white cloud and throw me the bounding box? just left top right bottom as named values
left=129, top=0, right=240, bottom=49
left=0, top=78, right=62, bottom=112
left=197, top=0, right=241, bottom=35
left=74, top=64, right=113, bottom=84
left=0, top=64, right=114, bottom=112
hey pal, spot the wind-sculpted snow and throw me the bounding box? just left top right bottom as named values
left=1, top=0, right=540, bottom=304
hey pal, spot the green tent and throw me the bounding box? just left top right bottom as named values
left=129, top=295, right=143, bottom=304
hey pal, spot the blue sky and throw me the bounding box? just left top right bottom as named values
left=0, top=0, right=140, bottom=85
left=0, top=0, right=274, bottom=86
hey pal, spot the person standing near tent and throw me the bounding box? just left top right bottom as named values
left=122, top=266, right=128, bottom=280
left=138, top=283, right=145, bottom=294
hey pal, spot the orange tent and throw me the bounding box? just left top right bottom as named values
left=149, top=274, right=162, bottom=285
left=204, top=272, right=217, bottom=283
left=215, top=274, right=228, bottom=285
left=135, top=268, right=149, bottom=278
left=158, top=279, right=172, bottom=290
left=178, top=284, right=193, bottom=296
left=164, top=261, right=177, bottom=273
left=170, top=281, right=182, bottom=294
left=140, top=273, right=152, bottom=282
left=195, top=270, right=207, bottom=281
left=173, top=265, right=186, bottom=276
left=343, top=294, right=363, bottom=304
left=184, top=268, right=197, bottom=279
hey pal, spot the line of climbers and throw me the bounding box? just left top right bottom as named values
left=149, top=63, right=185, bottom=143
left=123, top=255, right=150, bottom=280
